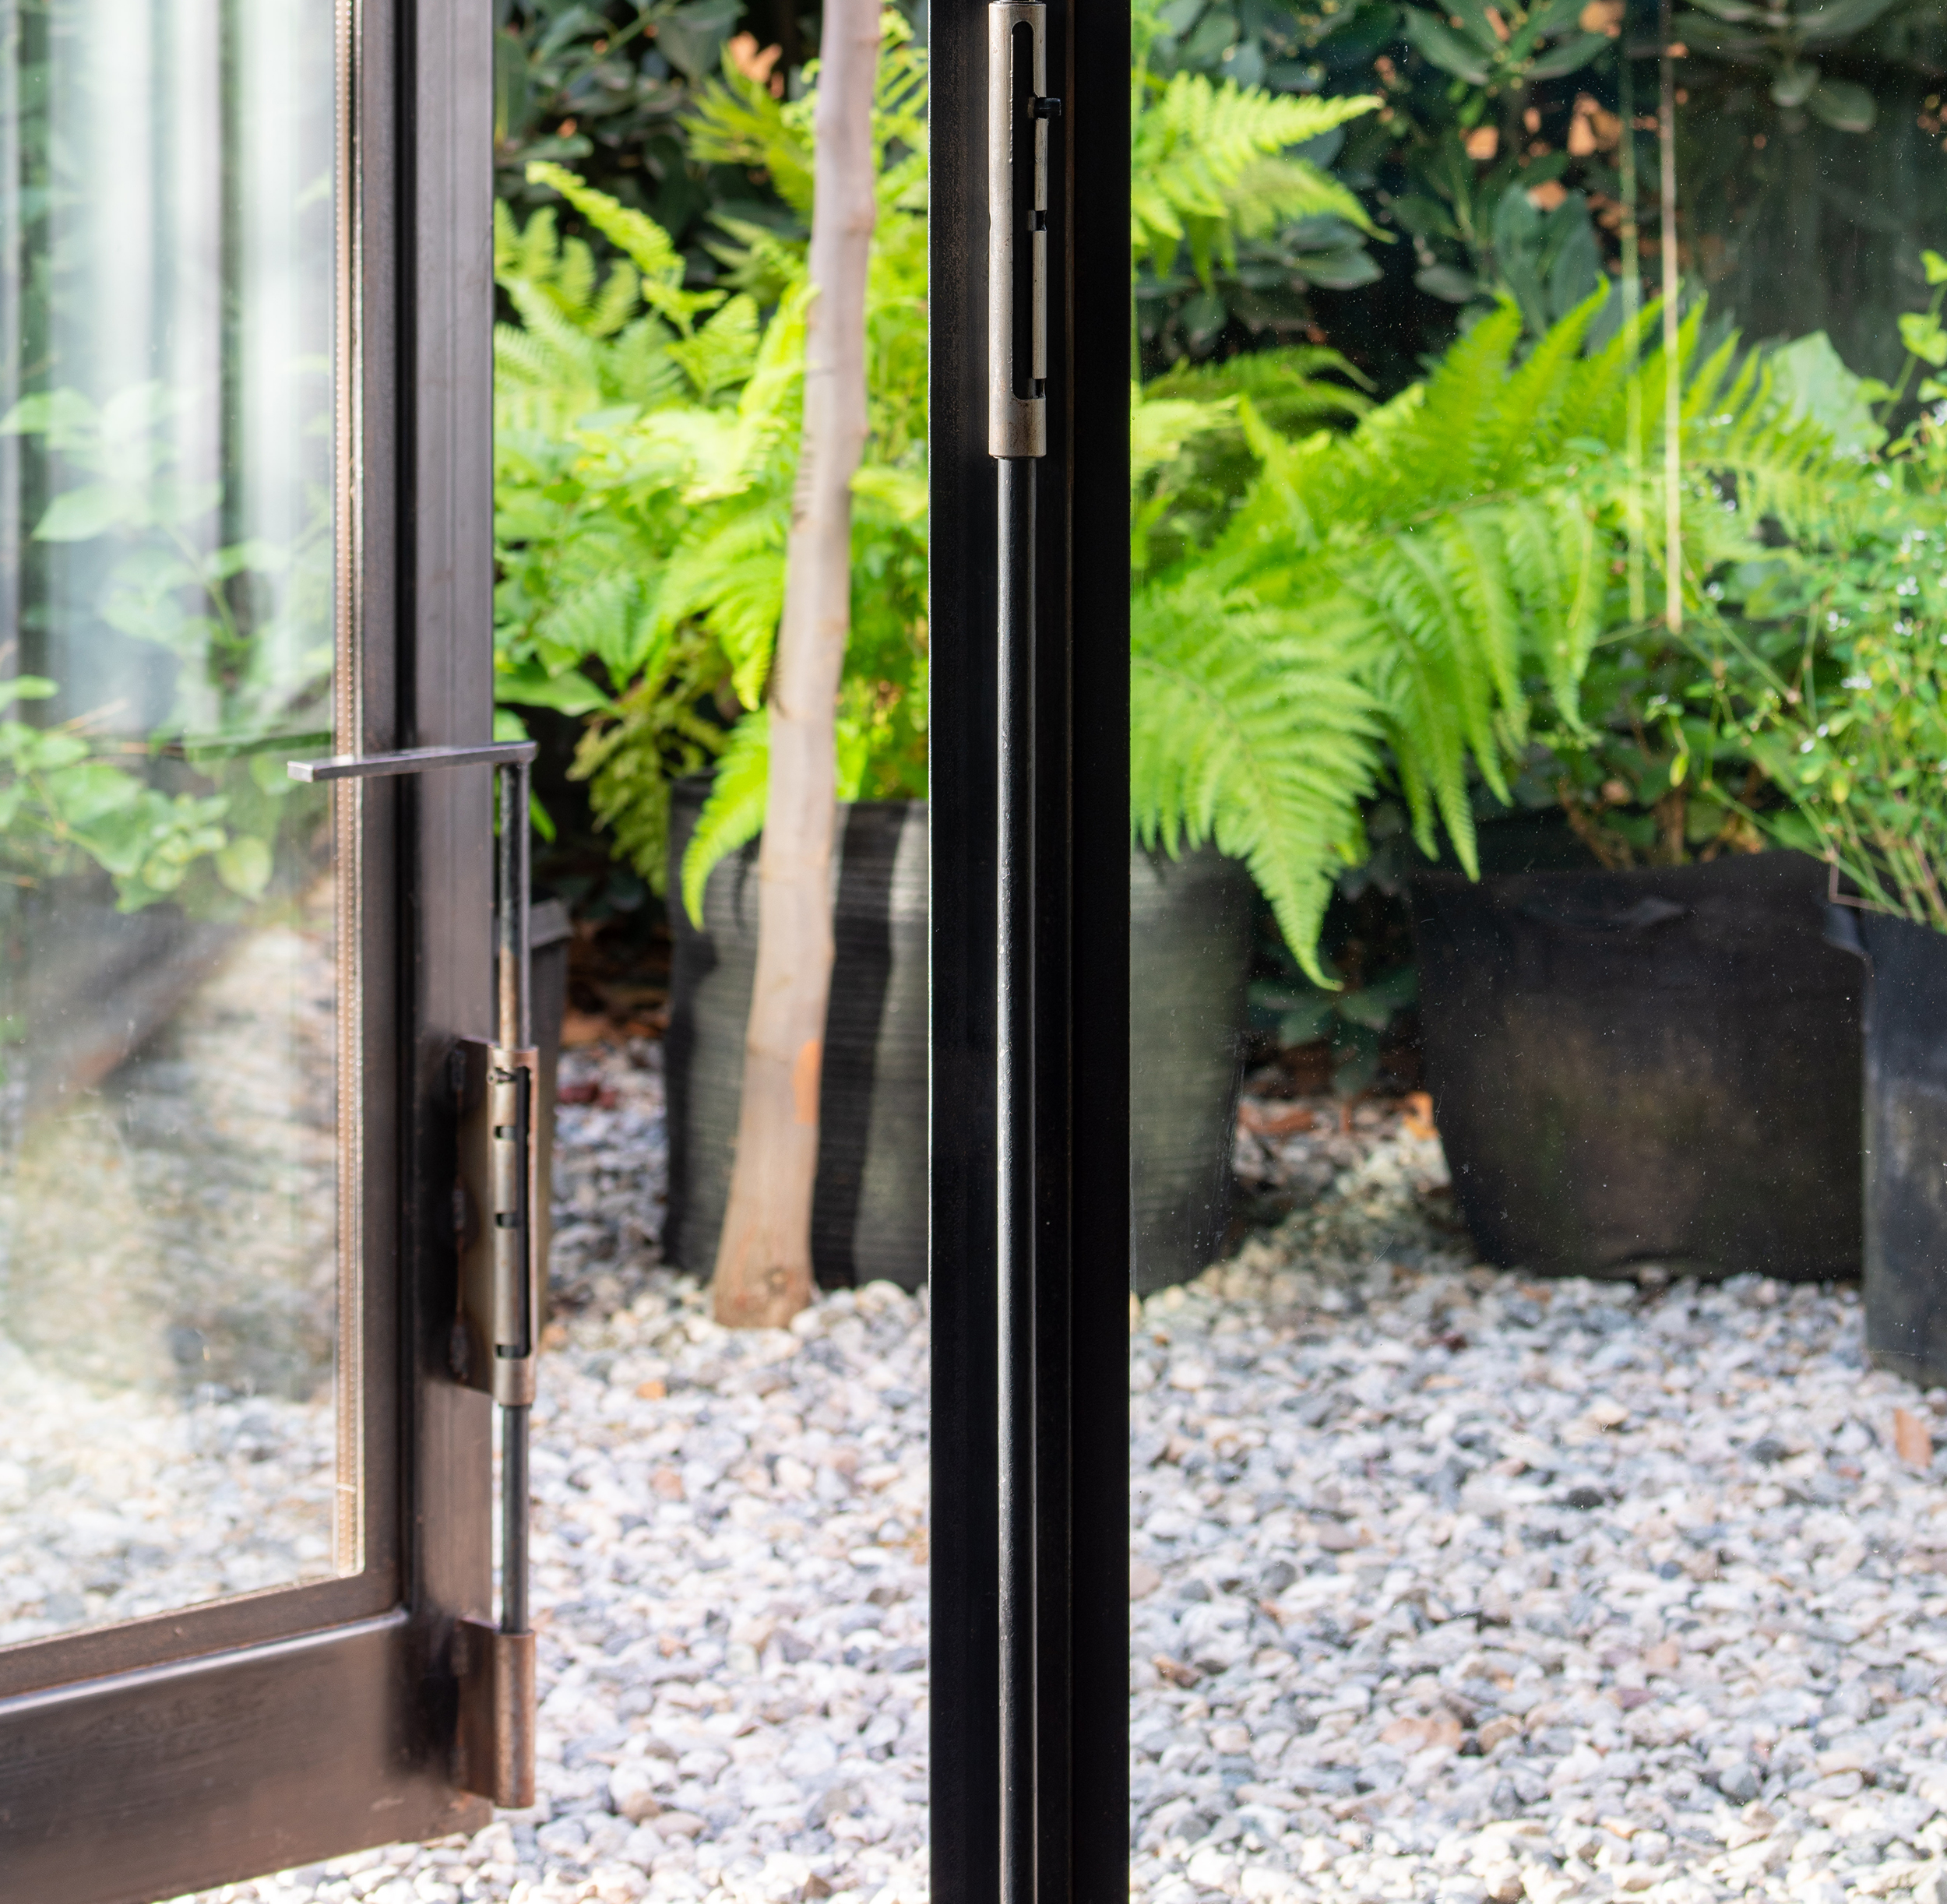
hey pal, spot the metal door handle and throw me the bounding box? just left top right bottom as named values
left=285, top=738, right=537, bottom=782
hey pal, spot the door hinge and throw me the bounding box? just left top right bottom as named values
left=452, top=1035, right=540, bottom=1405
left=988, top=1, right=1058, bottom=459
left=454, top=1616, right=536, bottom=1808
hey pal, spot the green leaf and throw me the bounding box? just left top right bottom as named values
left=1926, top=250, right=1947, bottom=286
left=495, top=654, right=614, bottom=716
left=44, top=760, right=142, bottom=825
left=1769, top=332, right=1886, bottom=452
left=0, top=389, right=97, bottom=446
left=1525, top=31, right=1611, bottom=78
left=1414, top=264, right=1481, bottom=304
left=1398, top=9, right=1494, bottom=83
left=34, top=482, right=132, bottom=541
left=681, top=709, right=771, bottom=924
left=216, top=835, right=273, bottom=900
left=1808, top=77, right=1875, bottom=132
left=1900, top=311, right=1947, bottom=367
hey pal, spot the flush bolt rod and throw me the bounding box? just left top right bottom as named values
left=497, top=758, right=533, bottom=1638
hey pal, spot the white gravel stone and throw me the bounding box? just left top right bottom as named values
left=170, top=1050, right=1947, bottom=1904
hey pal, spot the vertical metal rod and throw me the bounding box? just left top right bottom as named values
left=1658, top=0, right=1683, bottom=633
left=502, top=1402, right=530, bottom=1635
left=996, top=453, right=1036, bottom=1904
left=514, top=761, right=533, bottom=1047
left=496, top=758, right=533, bottom=1639
left=497, top=762, right=520, bottom=1051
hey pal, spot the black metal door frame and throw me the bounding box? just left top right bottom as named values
left=0, top=0, right=500, bottom=1892
left=931, top=0, right=1132, bottom=1898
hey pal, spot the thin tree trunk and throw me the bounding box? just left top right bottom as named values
left=712, top=0, right=881, bottom=1329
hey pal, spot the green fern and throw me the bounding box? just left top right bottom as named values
left=1132, top=576, right=1385, bottom=971
left=1131, top=76, right=1381, bottom=288
left=1133, top=289, right=1861, bottom=980
left=495, top=20, right=930, bottom=899
left=680, top=708, right=772, bottom=924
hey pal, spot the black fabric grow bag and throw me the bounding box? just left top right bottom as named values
left=1411, top=851, right=1862, bottom=1280
left=1832, top=908, right=1947, bottom=1387
left=1130, top=845, right=1253, bottom=1297
left=664, top=780, right=929, bottom=1290
left=666, top=776, right=1252, bottom=1296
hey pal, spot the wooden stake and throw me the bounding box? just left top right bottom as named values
left=712, top=0, right=882, bottom=1329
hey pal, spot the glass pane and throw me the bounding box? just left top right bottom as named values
left=0, top=0, right=346, bottom=1643
left=1133, top=3, right=1947, bottom=1898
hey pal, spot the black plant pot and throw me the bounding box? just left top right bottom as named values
left=664, top=780, right=928, bottom=1290
left=664, top=777, right=1253, bottom=1296
left=1828, top=908, right=1947, bottom=1387
left=1130, top=845, right=1252, bottom=1296
left=1410, top=851, right=1863, bottom=1281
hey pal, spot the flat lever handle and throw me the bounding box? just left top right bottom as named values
left=287, top=739, right=537, bottom=783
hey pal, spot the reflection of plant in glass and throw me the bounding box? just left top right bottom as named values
left=0, top=677, right=273, bottom=907
left=0, top=382, right=329, bottom=910
left=1674, top=0, right=1898, bottom=134
left=1695, top=276, right=1947, bottom=924
left=0, top=384, right=332, bottom=742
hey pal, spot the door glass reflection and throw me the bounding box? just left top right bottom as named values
left=1132, top=0, right=1947, bottom=1892
left=0, top=0, right=345, bottom=1642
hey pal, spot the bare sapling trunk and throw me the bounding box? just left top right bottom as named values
left=712, top=0, right=881, bottom=1328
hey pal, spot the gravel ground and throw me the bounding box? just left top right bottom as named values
left=0, top=903, right=342, bottom=1640
left=171, top=1041, right=1947, bottom=1904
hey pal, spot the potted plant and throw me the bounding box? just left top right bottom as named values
left=494, top=30, right=931, bottom=1303
left=1722, top=286, right=1947, bottom=1376
left=495, top=11, right=1401, bottom=1297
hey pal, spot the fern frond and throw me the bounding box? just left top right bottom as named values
left=652, top=502, right=790, bottom=706
left=666, top=294, right=762, bottom=404
left=523, top=161, right=724, bottom=334
left=536, top=569, right=650, bottom=682
left=681, top=709, right=771, bottom=924
left=1131, top=575, right=1382, bottom=984
left=1132, top=75, right=1381, bottom=283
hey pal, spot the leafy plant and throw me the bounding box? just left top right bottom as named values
left=491, top=19, right=929, bottom=910
left=1698, top=276, right=1947, bottom=925
left=1131, top=0, right=1385, bottom=364
left=0, top=382, right=329, bottom=911
left=1674, top=0, right=1899, bottom=135
left=494, top=0, right=789, bottom=266
left=1132, top=288, right=1856, bottom=981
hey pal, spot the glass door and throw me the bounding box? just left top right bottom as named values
left=0, top=0, right=506, bottom=1895
left=0, top=0, right=347, bottom=1652
left=1121, top=0, right=1947, bottom=1899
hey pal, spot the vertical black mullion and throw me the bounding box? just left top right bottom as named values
left=997, top=452, right=1038, bottom=1904
left=1030, top=1, right=1073, bottom=1892
left=929, top=0, right=1003, bottom=1898
left=1056, top=0, right=1131, bottom=1888
left=932, top=0, right=1128, bottom=1896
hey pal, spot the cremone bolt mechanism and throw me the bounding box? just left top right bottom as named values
left=988, top=8, right=1058, bottom=1903
left=289, top=737, right=540, bottom=1807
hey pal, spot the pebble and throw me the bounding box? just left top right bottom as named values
left=0, top=906, right=341, bottom=1639
left=162, top=1047, right=1947, bottom=1904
